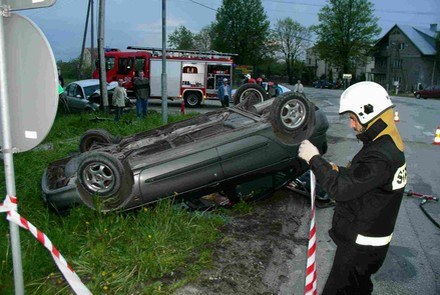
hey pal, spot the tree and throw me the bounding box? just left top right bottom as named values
left=194, top=24, right=215, bottom=51
left=212, top=0, right=270, bottom=66
left=168, top=26, right=195, bottom=50
left=58, top=58, right=92, bottom=81
left=274, top=18, right=312, bottom=84
left=314, top=0, right=381, bottom=74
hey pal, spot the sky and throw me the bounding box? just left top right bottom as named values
left=17, top=0, right=440, bottom=62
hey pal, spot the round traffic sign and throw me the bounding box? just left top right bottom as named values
left=2, top=13, right=58, bottom=152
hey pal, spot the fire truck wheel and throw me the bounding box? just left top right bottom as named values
left=185, top=92, right=202, bottom=108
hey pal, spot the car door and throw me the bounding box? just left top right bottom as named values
left=65, top=83, right=86, bottom=111
left=216, top=134, right=289, bottom=179
left=138, top=147, right=224, bottom=203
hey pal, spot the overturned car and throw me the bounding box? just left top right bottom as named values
left=42, top=85, right=329, bottom=212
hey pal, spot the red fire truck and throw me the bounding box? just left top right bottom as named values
left=92, top=46, right=237, bottom=107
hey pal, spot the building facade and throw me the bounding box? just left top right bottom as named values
left=371, top=24, right=439, bottom=92
left=305, top=47, right=374, bottom=83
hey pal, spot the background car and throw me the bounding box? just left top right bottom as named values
left=414, top=85, right=440, bottom=99
left=313, top=80, right=334, bottom=89
left=61, top=79, right=131, bottom=113
left=42, top=84, right=329, bottom=213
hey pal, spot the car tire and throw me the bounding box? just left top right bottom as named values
left=270, top=92, right=315, bottom=145
left=416, top=93, right=421, bottom=99
left=185, top=92, right=202, bottom=108
left=77, top=151, right=133, bottom=211
left=234, top=83, right=268, bottom=106
left=79, top=129, right=118, bottom=153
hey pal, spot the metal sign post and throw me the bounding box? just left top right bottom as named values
left=0, top=7, right=24, bottom=295
left=161, top=0, right=168, bottom=124
left=0, top=1, right=57, bottom=294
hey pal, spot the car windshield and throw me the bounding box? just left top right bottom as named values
left=83, top=84, right=101, bottom=97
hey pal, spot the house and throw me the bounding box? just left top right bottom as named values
left=305, top=47, right=374, bottom=83
left=371, top=24, right=439, bottom=92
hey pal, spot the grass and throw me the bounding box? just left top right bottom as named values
left=0, top=108, right=227, bottom=294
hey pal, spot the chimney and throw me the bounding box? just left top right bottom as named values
left=430, top=23, right=438, bottom=32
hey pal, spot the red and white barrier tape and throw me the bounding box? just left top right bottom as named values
left=0, top=195, right=92, bottom=295
left=305, top=172, right=317, bottom=295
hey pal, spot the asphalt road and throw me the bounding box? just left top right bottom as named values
left=149, top=86, right=440, bottom=294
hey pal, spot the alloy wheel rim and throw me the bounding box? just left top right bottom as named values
left=280, top=99, right=307, bottom=129
left=83, top=162, right=114, bottom=193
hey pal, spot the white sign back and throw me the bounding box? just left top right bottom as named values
left=3, top=0, right=56, bottom=11
left=1, top=13, right=58, bottom=152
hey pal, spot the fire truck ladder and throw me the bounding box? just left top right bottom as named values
left=126, top=46, right=238, bottom=60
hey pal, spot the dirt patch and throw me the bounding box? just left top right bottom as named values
left=174, top=189, right=311, bottom=295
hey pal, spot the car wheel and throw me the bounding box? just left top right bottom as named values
left=234, top=83, right=268, bottom=106
left=77, top=152, right=133, bottom=211
left=185, top=92, right=202, bottom=108
left=416, top=93, right=421, bottom=99
left=79, top=129, right=117, bottom=152
left=270, top=92, right=315, bottom=145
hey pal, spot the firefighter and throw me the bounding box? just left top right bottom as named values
left=298, top=81, right=407, bottom=294
left=242, top=74, right=256, bottom=84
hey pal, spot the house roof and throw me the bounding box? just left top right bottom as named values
left=378, top=24, right=438, bottom=55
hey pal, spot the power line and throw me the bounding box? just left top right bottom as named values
left=188, top=0, right=218, bottom=11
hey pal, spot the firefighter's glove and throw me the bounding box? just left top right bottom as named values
left=298, top=140, right=319, bottom=164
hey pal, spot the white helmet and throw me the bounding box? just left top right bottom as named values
left=339, top=81, right=394, bottom=125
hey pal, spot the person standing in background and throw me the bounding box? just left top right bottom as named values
left=112, top=79, right=126, bottom=121
left=293, top=80, right=304, bottom=93
left=58, top=68, right=64, bottom=87
left=218, top=78, right=232, bottom=107
left=133, top=70, right=150, bottom=118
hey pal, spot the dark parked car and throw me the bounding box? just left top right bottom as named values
left=42, top=85, right=329, bottom=212
left=414, top=85, right=440, bottom=99
left=313, top=80, right=335, bottom=89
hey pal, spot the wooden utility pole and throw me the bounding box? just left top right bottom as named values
left=77, top=0, right=91, bottom=80
left=98, top=0, right=108, bottom=111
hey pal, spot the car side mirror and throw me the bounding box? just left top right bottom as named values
left=76, top=94, right=82, bottom=98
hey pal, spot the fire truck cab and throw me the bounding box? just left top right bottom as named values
left=92, top=46, right=237, bottom=107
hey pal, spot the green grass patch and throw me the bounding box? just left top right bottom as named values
left=0, top=110, right=225, bottom=294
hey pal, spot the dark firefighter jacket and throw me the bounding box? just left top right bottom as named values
left=309, top=109, right=407, bottom=247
